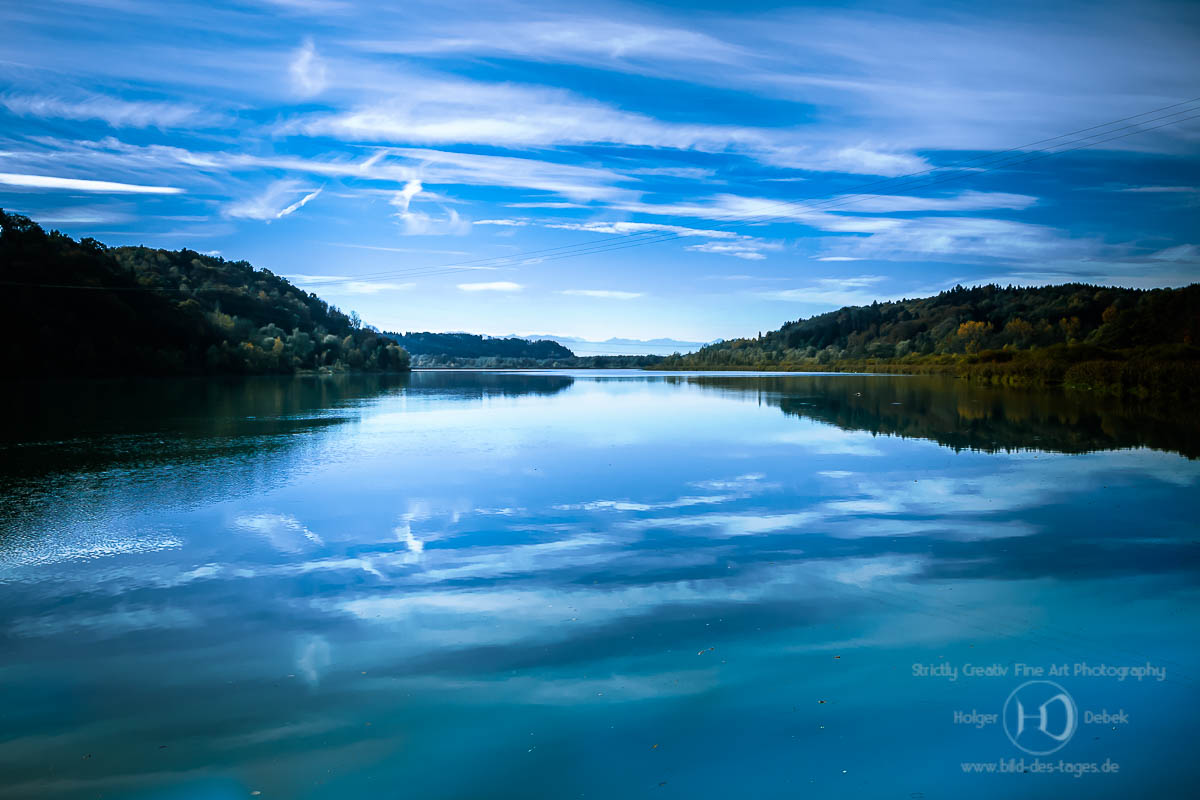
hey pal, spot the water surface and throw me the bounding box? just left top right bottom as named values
left=2, top=371, right=1198, bottom=798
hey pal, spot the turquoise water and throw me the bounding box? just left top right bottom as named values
left=1, top=371, right=1198, bottom=798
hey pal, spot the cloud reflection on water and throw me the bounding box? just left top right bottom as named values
left=0, top=373, right=1197, bottom=798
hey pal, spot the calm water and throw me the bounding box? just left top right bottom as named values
left=1, top=371, right=1198, bottom=799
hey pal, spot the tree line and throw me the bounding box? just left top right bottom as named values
left=384, top=331, right=575, bottom=359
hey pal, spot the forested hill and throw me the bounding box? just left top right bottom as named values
left=660, top=283, right=1199, bottom=395
left=665, top=284, right=1198, bottom=363
left=0, top=210, right=409, bottom=377
left=385, top=331, right=574, bottom=360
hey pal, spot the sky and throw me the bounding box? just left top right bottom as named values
left=1, top=0, right=1198, bottom=343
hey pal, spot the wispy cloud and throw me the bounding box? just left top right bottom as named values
left=350, top=19, right=745, bottom=69
left=560, top=289, right=644, bottom=299
left=1114, top=186, right=1198, bottom=193
left=327, top=242, right=472, bottom=256
left=0, top=172, right=183, bottom=194
left=505, top=201, right=589, bottom=209
left=280, top=73, right=932, bottom=177
left=388, top=178, right=470, bottom=235
left=279, top=187, right=323, bottom=216
left=1147, top=244, right=1199, bottom=262
left=225, top=180, right=322, bottom=220
left=627, top=166, right=716, bottom=179
left=289, top=37, right=329, bottom=97
left=25, top=204, right=135, bottom=224
left=458, top=281, right=523, bottom=292
left=378, top=148, right=633, bottom=203
left=285, top=274, right=415, bottom=294
left=612, top=190, right=1035, bottom=227
left=0, top=93, right=210, bottom=128
left=544, top=220, right=740, bottom=239
left=759, top=275, right=898, bottom=306
left=831, top=190, right=1037, bottom=213
left=685, top=239, right=781, bottom=260
left=816, top=216, right=1099, bottom=263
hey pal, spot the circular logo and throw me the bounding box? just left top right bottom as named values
left=1002, top=680, right=1078, bottom=755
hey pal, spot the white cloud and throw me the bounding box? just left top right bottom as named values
left=763, top=145, right=930, bottom=176
left=0, top=172, right=184, bottom=194
left=609, top=194, right=886, bottom=231
left=751, top=12, right=1200, bottom=153
left=386, top=178, right=470, bottom=235
left=685, top=239, right=781, bottom=260
left=506, top=202, right=589, bottom=209
left=25, top=204, right=134, bottom=224
left=336, top=12, right=1198, bottom=157
left=819, top=216, right=1098, bottom=263
left=612, top=190, right=1036, bottom=230
left=225, top=180, right=322, bottom=220
left=1115, top=186, right=1198, bottom=193
left=830, top=190, right=1037, bottom=213
left=543, top=218, right=782, bottom=260
left=458, top=281, right=523, bottom=292
left=284, top=274, right=416, bottom=294
left=294, top=634, right=331, bottom=688
left=625, top=511, right=821, bottom=536
left=627, top=166, right=716, bottom=179
left=406, top=149, right=635, bottom=202
left=1148, top=244, right=1200, bottom=262
left=759, top=275, right=901, bottom=306
left=474, top=219, right=529, bottom=226
left=834, top=275, right=888, bottom=287
left=343, top=282, right=415, bottom=294
left=604, top=192, right=1114, bottom=267
left=9, top=606, right=201, bottom=638
left=4, top=137, right=635, bottom=205
left=278, top=187, right=323, bottom=216
left=545, top=220, right=739, bottom=239
left=327, top=242, right=471, bottom=256
left=289, top=37, right=328, bottom=97
left=262, top=0, right=350, bottom=12
left=282, top=75, right=930, bottom=176
left=0, top=93, right=209, bottom=128
left=233, top=513, right=323, bottom=552
left=391, top=178, right=422, bottom=214
left=350, top=20, right=745, bottom=69
left=560, top=289, right=644, bottom=299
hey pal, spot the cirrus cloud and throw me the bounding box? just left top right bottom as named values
left=458, top=281, right=523, bottom=292
left=560, top=289, right=644, bottom=299
left=0, top=172, right=184, bottom=194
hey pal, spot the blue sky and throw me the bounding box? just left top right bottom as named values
left=1, top=0, right=1198, bottom=341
